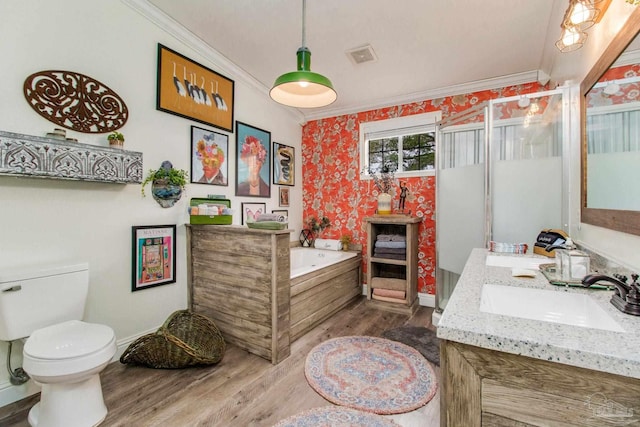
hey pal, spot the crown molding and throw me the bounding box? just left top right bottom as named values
left=120, top=0, right=306, bottom=124
left=614, top=48, right=640, bottom=67
left=302, top=70, right=542, bottom=122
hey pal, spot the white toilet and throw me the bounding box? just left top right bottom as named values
left=0, top=263, right=116, bottom=427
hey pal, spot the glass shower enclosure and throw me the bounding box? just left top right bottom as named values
left=435, top=88, right=570, bottom=312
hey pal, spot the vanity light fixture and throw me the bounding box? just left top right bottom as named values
left=555, top=0, right=612, bottom=52
left=270, top=0, right=337, bottom=108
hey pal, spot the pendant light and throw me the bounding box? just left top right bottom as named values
left=270, top=0, right=337, bottom=108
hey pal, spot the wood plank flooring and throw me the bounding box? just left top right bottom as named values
left=0, top=297, right=439, bottom=427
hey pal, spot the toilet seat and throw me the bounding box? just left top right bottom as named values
left=24, top=320, right=116, bottom=378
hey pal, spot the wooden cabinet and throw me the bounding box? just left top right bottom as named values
left=440, top=340, right=640, bottom=427
left=364, top=215, right=420, bottom=315
left=186, top=225, right=292, bottom=364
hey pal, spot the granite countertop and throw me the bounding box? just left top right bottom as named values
left=437, top=248, right=640, bottom=379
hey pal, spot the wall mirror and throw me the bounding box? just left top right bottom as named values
left=581, top=7, right=640, bottom=236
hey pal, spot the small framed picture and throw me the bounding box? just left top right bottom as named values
left=279, top=187, right=290, bottom=207
left=236, top=121, right=271, bottom=198
left=272, top=209, right=288, bottom=217
left=273, top=142, right=295, bottom=186
left=241, top=202, right=266, bottom=225
left=190, top=126, right=228, bottom=186
left=131, top=225, right=176, bottom=292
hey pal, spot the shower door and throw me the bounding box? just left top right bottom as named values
left=436, top=88, right=569, bottom=313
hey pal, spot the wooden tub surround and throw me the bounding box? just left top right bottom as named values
left=438, top=249, right=640, bottom=426
left=187, top=225, right=362, bottom=364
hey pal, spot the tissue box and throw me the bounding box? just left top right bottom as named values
left=189, top=198, right=232, bottom=225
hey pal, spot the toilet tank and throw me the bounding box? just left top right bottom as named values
left=0, top=263, right=89, bottom=341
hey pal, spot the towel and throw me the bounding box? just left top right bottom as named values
left=372, top=294, right=407, bottom=304
left=370, top=277, right=406, bottom=291
left=376, top=234, right=406, bottom=242
left=256, top=214, right=286, bottom=223
left=372, top=288, right=406, bottom=299
left=374, top=241, right=407, bottom=249
left=373, top=247, right=406, bottom=254
left=314, top=238, right=342, bottom=251
left=373, top=252, right=406, bottom=260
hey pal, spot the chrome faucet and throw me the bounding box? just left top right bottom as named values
left=582, top=273, right=640, bottom=316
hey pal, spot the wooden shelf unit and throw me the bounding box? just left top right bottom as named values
left=364, top=215, right=421, bottom=314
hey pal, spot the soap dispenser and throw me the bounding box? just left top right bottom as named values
left=558, top=238, right=590, bottom=281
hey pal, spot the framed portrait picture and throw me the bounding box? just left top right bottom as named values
left=131, top=225, right=176, bottom=292
left=279, top=187, right=290, bottom=207
left=236, top=121, right=271, bottom=198
left=241, top=202, right=266, bottom=225
left=273, top=142, right=295, bottom=186
left=156, top=44, right=234, bottom=132
left=190, top=126, right=228, bottom=186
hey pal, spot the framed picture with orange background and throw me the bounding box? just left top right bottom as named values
left=156, top=44, right=234, bottom=132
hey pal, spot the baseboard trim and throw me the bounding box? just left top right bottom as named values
left=0, top=325, right=160, bottom=408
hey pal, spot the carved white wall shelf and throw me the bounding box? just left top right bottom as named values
left=0, top=131, right=142, bottom=184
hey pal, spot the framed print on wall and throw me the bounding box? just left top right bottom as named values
left=279, top=187, right=290, bottom=207
left=156, top=44, right=234, bottom=132
left=241, top=202, right=266, bottom=225
left=190, top=126, right=228, bottom=186
left=236, top=121, right=271, bottom=198
left=131, top=225, right=176, bottom=292
left=273, top=142, right=295, bottom=186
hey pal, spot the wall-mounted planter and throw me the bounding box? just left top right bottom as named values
left=0, top=131, right=142, bottom=184
left=151, top=179, right=183, bottom=208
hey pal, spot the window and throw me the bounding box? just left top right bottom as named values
left=360, top=112, right=441, bottom=178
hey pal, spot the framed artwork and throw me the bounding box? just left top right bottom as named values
left=272, top=209, right=288, bottom=218
left=190, top=126, right=228, bottom=186
left=241, top=202, right=266, bottom=225
left=235, top=121, right=271, bottom=198
left=279, top=187, right=290, bottom=207
left=273, top=142, right=295, bottom=186
left=156, top=44, right=234, bottom=132
left=131, top=225, right=176, bottom=292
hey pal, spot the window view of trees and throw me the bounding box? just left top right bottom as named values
left=368, top=132, right=435, bottom=173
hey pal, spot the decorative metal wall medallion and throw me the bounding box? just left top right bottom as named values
left=23, top=70, right=129, bottom=133
left=0, top=131, right=142, bottom=184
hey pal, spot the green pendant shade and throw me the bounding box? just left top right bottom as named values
left=270, top=1, right=337, bottom=109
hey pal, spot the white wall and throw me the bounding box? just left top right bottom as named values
left=0, top=0, right=302, bottom=405
left=546, top=1, right=640, bottom=271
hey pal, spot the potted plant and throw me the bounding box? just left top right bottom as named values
left=141, top=161, right=188, bottom=208
left=107, top=131, right=125, bottom=148
left=365, top=162, right=397, bottom=215
left=339, top=234, right=352, bottom=251
left=306, top=216, right=331, bottom=237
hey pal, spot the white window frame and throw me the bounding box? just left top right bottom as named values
left=359, top=111, right=442, bottom=179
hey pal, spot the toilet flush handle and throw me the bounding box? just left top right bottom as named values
left=2, top=285, right=22, bottom=292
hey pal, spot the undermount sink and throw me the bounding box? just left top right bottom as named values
left=485, top=254, right=551, bottom=269
left=480, top=284, right=625, bottom=332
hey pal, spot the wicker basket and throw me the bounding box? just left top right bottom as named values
left=120, top=310, right=225, bottom=369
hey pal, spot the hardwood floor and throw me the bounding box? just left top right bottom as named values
left=0, top=297, right=439, bottom=427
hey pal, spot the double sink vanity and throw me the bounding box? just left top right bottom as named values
left=437, top=249, right=640, bottom=427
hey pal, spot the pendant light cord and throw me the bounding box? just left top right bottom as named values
left=301, top=0, right=307, bottom=48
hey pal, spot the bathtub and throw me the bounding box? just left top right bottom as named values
left=289, top=247, right=362, bottom=341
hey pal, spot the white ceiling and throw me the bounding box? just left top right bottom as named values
left=148, top=0, right=561, bottom=120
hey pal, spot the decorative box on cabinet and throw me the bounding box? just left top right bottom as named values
left=364, top=215, right=420, bottom=315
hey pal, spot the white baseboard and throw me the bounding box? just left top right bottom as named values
left=0, top=326, right=160, bottom=408
left=418, top=292, right=435, bottom=307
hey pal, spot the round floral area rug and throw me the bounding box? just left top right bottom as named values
left=304, top=336, right=438, bottom=415
left=272, top=406, right=401, bottom=427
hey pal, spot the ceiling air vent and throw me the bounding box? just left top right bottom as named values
left=346, top=44, right=377, bottom=65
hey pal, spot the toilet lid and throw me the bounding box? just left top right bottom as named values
left=24, top=320, right=115, bottom=360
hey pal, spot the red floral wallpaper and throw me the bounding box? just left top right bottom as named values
left=302, top=82, right=546, bottom=295
left=587, top=64, right=640, bottom=107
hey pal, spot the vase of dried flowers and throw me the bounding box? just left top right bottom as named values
left=366, top=163, right=396, bottom=215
